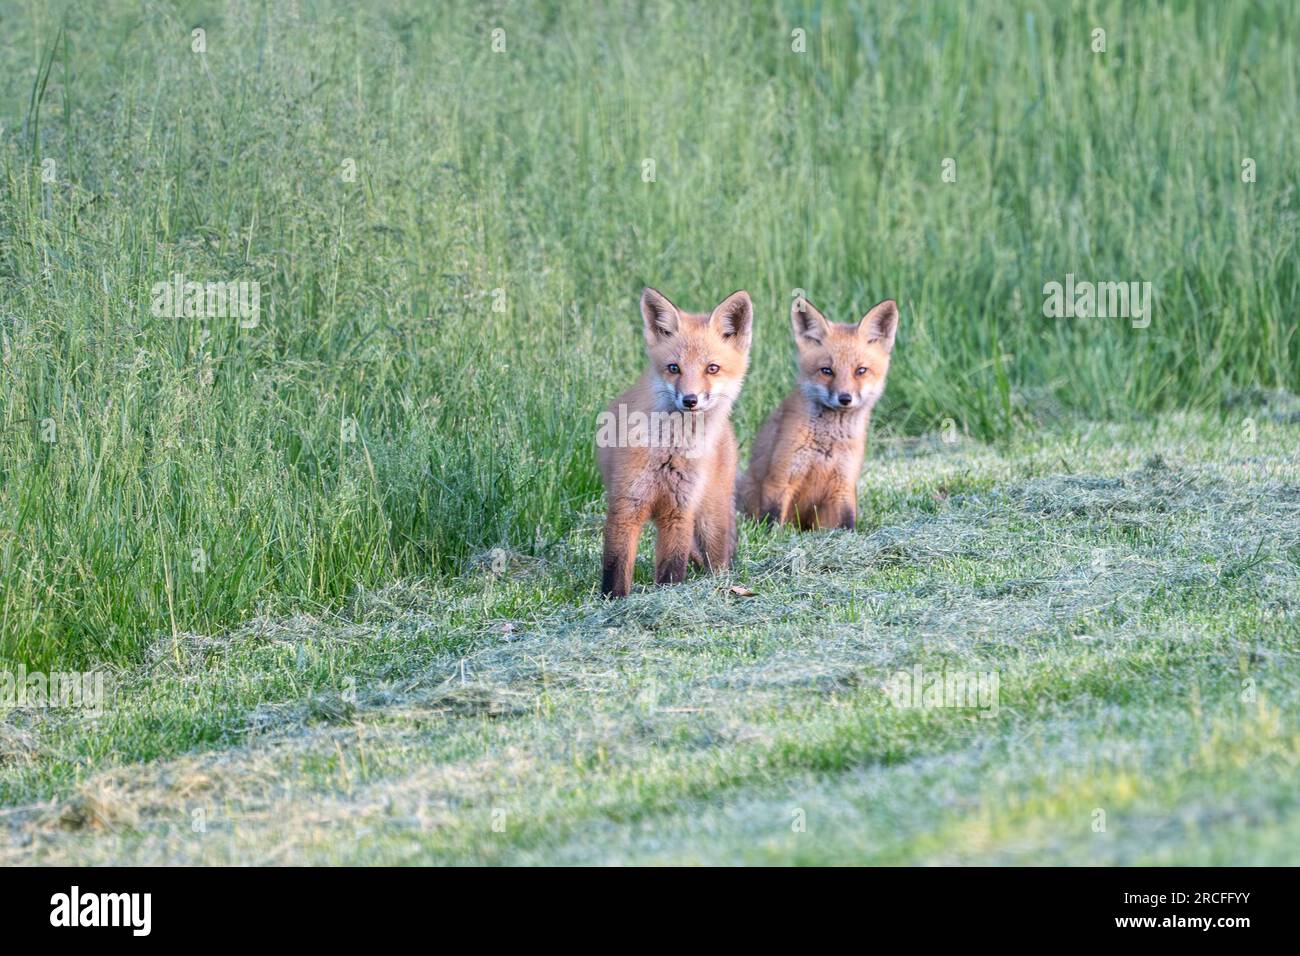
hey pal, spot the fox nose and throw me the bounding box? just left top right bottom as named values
left=680, top=394, right=699, bottom=409
left=837, top=392, right=853, bottom=406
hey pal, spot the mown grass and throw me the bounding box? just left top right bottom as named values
left=0, top=1, right=1296, bottom=667
left=1, top=413, right=1295, bottom=864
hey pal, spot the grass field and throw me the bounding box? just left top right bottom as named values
left=0, top=1, right=1297, bottom=865
left=3, top=412, right=1298, bottom=863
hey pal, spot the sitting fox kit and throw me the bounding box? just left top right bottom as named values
left=597, top=288, right=753, bottom=597
left=738, top=296, right=899, bottom=530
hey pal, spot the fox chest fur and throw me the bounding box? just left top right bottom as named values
left=777, top=399, right=869, bottom=495
left=601, top=397, right=737, bottom=517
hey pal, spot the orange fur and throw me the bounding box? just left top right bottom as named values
left=738, top=296, right=898, bottom=530
left=597, top=288, right=753, bottom=597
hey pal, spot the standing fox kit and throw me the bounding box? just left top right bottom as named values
left=597, top=288, right=753, bottom=597
left=738, top=296, right=899, bottom=530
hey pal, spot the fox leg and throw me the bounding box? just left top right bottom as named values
left=601, top=503, right=647, bottom=598
left=653, top=512, right=695, bottom=585
left=692, top=501, right=736, bottom=572
left=691, top=475, right=737, bottom=571
left=756, top=480, right=794, bottom=527
left=827, top=485, right=857, bottom=531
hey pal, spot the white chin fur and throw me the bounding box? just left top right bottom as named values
left=803, top=381, right=881, bottom=411
left=817, top=390, right=869, bottom=411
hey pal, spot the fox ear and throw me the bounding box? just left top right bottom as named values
left=641, top=288, right=681, bottom=343
left=710, top=290, right=752, bottom=348
left=858, top=299, right=899, bottom=352
left=791, top=297, right=831, bottom=347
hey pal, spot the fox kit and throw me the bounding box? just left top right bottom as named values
left=596, top=288, right=753, bottom=597
left=738, top=296, right=898, bottom=530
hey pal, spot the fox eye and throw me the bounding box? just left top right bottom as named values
left=667, top=363, right=680, bottom=374
left=706, top=363, right=720, bottom=375
left=819, top=367, right=833, bottom=376
left=855, top=366, right=869, bottom=376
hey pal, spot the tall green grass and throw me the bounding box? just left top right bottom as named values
left=1, top=0, right=1296, bottom=668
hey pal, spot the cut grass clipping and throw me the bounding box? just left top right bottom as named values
left=1, top=414, right=1296, bottom=864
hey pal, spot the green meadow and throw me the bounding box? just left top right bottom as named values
left=0, top=1, right=1297, bottom=864
left=3, top=415, right=1297, bottom=864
